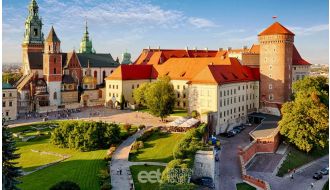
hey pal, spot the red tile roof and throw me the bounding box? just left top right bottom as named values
left=292, top=45, right=311, bottom=65
left=190, top=58, right=259, bottom=84
left=106, top=65, right=157, bottom=80
left=259, top=22, right=294, bottom=36
left=249, top=44, right=260, bottom=54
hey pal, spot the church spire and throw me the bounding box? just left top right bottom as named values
left=79, top=19, right=95, bottom=54
left=23, top=0, right=44, bottom=44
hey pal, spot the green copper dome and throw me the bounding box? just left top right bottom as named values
left=79, top=21, right=96, bottom=54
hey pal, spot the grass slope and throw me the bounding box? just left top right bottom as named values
left=236, top=182, right=256, bottom=190
left=277, top=146, right=328, bottom=177
left=130, top=165, right=165, bottom=190
left=129, top=132, right=184, bottom=163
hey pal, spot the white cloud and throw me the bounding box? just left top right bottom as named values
left=288, top=24, right=328, bottom=36
left=188, top=17, right=218, bottom=28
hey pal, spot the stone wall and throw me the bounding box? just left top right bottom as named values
left=192, top=150, right=215, bottom=180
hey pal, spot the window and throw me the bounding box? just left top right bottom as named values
left=116, top=93, right=118, bottom=97
left=9, top=93, right=12, bottom=97
left=238, top=96, right=240, bottom=102
left=53, top=92, right=57, bottom=100
left=234, top=97, right=236, bottom=103
left=220, top=100, right=222, bottom=106
left=224, top=100, right=226, bottom=106
left=177, top=93, right=180, bottom=98
left=238, top=86, right=240, bottom=90
left=183, top=102, right=186, bottom=107
left=177, top=102, right=180, bottom=106
left=132, top=85, right=134, bottom=89
left=94, top=71, right=97, bottom=78
left=242, top=106, right=244, bottom=111
left=116, top=85, right=118, bottom=89
left=183, top=93, right=186, bottom=98
left=84, top=85, right=88, bottom=89
left=220, top=112, right=222, bottom=118
left=183, top=85, right=185, bottom=90
left=269, top=65, right=272, bottom=70
left=49, top=45, right=50, bottom=51
left=220, top=91, right=222, bottom=97
left=109, top=93, right=111, bottom=97
left=137, top=84, right=139, bottom=88
left=243, top=86, right=244, bottom=90
left=230, top=98, right=232, bottom=104
left=3, top=102, right=5, bottom=107
left=294, top=67, right=296, bottom=70
left=234, top=89, right=236, bottom=94
left=269, top=84, right=272, bottom=90
left=109, top=85, right=111, bottom=89
left=54, top=68, right=56, bottom=74
left=113, top=85, right=115, bottom=89
left=269, top=94, right=274, bottom=100
left=231, top=89, right=232, bottom=95
left=9, top=101, right=12, bottom=107
left=177, top=85, right=180, bottom=89
left=54, top=57, right=56, bottom=63
left=34, top=28, right=38, bottom=36
left=2, top=93, right=5, bottom=97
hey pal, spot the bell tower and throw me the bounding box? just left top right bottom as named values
left=43, top=26, right=62, bottom=106
left=79, top=21, right=96, bottom=54
left=258, top=22, right=294, bottom=115
left=22, top=0, right=44, bottom=75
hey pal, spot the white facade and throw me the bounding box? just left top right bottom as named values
left=2, top=88, right=18, bottom=120
left=47, top=81, right=62, bottom=106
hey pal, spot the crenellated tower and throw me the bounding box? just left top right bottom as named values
left=43, top=26, right=62, bottom=106
left=258, top=22, right=294, bottom=115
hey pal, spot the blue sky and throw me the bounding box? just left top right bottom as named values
left=3, top=0, right=329, bottom=65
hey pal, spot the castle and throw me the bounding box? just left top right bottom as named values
left=16, top=0, right=120, bottom=113
left=105, top=22, right=311, bottom=134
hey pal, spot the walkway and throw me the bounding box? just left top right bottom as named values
left=110, top=126, right=167, bottom=190
left=248, top=155, right=329, bottom=190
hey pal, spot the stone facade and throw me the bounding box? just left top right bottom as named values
left=259, top=34, right=294, bottom=115
left=2, top=88, right=18, bottom=120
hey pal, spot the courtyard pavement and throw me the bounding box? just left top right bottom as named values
left=8, top=107, right=169, bottom=128
left=216, top=125, right=257, bottom=190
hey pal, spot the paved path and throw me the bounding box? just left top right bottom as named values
left=216, top=125, right=257, bottom=190
left=248, top=155, right=329, bottom=190
left=110, top=126, right=168, bottom=190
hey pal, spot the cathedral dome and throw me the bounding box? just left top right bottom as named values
left=82, top=75, right=97, bottom=85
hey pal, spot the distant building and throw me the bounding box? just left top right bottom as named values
left=15, top=0, right=119, bottom=114
left=121, top=51, right=132, bottom=64
left=2, top=83, right=18, bottom=120
left=105, top=22, right=311, bottom=134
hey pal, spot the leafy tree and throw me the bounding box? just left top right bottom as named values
left=120, top=94, right=126, bottom=110
left=49, top=181, right=80, bottom=190
left=133, top=83, right=150, bottom=106
left=144, top=76, right=176, bottom=121
left=2, top=118, right=22, bottom=189
left=123, top=123, right=132, bottom=132
left=279, top=76, right=329, bottom=152
left=2, top=72, right=22, bottom=85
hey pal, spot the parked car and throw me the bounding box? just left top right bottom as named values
left=313, top=172, right=323, bottom=180
left=232, top=127, right=241, bottom=134
left=243, top=123, right=252, bottom=126
left=192, top=177, right=214, bottom=189
left=237, top=125, right=246, bottom=131
left=320, top=167, right=329, bottom=175
left=226, top=131, right=235, bottom=138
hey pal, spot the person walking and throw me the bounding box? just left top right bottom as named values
left=290, top=173, right=294, bottom=180
left=311, top=182, right=314, bottom=189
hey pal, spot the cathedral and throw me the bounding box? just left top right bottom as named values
left=16, top=0, right=120, bottom=113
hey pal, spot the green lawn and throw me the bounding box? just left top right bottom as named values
left=9, top=122, right=123, bottom=190
left=129, top=132, right=184, bottom=163
left=236, top=182, right=256, bottom=190
left=277, top=146, right=329, bottom=177
left=130, top=165, right=165, bottom=190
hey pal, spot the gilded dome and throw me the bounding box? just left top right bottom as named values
left=82, top=75, right=97, bottom=85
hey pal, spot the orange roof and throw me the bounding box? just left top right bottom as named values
left=249, top=44, right=260, bottom=54
left=105, top=65, right=157, bottom=80
left=259, top=22, right=294, bottom=36
left=190, top=58, right=259, bottom=84
left=154, top=57, right=232, bottom=80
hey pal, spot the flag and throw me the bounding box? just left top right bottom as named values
left=272, top=16, right=278, bottom=19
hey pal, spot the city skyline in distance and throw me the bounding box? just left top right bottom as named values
left=3, top=0, right=329, bottom=65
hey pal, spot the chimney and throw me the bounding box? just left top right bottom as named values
left=205, top=47, right=208, bottom=52
left=148, top=46, right=150, bottom=51
left=194, top=46, right=197, bottom=51
left=218, top=48, right=223, bottom=51
left=227, top=47, right=232, bottom=51
left=158, top=46, right=160, bottom=51
left=243, top=45, right=247, bottom=50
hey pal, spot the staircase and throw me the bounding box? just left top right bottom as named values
left=15, top=72, right=34, bottom=91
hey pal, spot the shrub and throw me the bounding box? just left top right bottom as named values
left=123, top=123, right=132, bottom=132
left=49, top=181, right=80, bottom=190
left=100, top=181, right=112, bottom=190
left=98, top=168, right=110, bottom=180
left=191, top=110, right=199, bottom=118
left=138, top=125, right=146, bottom=130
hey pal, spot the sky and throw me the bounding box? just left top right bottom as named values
left=2, top=0, right=329, bottom=65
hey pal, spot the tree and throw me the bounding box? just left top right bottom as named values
left=49, top=181, right=80, bottom=190
left=143, top=76, right=176, bottom=121
left=123, top=123, right=132, bottom=132
left=2, top=118, right=22, bottom=189
left=133, top=83, right=150, bottom=107
left=120, top=94, right=126, bottom=110
left=279, top=76, right=329, bottom=152
left=2, top=72, right=22, bottom=85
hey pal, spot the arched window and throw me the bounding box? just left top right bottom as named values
left=54, top=68, right=56, bottom=74
left=94, top=71, right=97, bottom=78
left=102, top=70, right=106, bottom=82
left=53, top=92, right=57, bottom=100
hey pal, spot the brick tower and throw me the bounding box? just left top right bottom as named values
left=258, top=22, right=294, bottom=115
left=43, top=26, right=62, bottom=106
left=22, top=0, right=44, bottom=75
